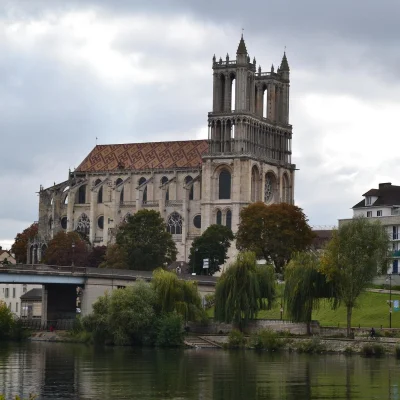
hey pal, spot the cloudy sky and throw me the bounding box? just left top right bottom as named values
left=1, top=0, right=400, bottom=249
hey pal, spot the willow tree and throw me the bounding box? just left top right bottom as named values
left=152, top=268, right=206, bottom=322
left=321, top=217, right=390, bottom=337
left=284, top=252, right=336, bottom=335
left=214, top=251, right=276, bottom=330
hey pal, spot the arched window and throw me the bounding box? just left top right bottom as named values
left=95, top=179, right=103, bottom=203
left=282, top=174, right=290, bottom=203
left=116, top=178, right=124, bottom=204
left=48, top=217, right=53, bottom=231
left=185, top=176, right=194, bottom=200
left=264, top=173, right=276, bottom=203
left=97, top=216, right=104, bottom=230
left=161, top=176, right=169, bottom=201
left=167, top=212, right=183, bottom=235
left=61, top=216, right=67, bottom=230
left=77, top=185, right=86, bottom=204
left=218, top=169, right=231, bottom=199
left=193, top=215, right=201, bottom=229
left=251, top=166, right=261, bottom=202
left=95, top=179, right=101, bottom=186
left=216, top=210, right=222, bottom=225
left=226, top=209, right=232, bottom=230
left=76, top=213, right=90, bottom=235
left=139, top=177, right=147, bottom=203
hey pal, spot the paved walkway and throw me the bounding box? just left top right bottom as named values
left=366, top=288, right=400, bottom=295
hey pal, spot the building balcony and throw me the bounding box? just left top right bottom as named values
left=392, top=250, right=400, bottom=257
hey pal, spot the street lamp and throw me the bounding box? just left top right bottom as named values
left=192, top=248, right=198, bottom=275
left=72, top=241, right=75, bottom=272
left=386, top=274, right=392, bottom=329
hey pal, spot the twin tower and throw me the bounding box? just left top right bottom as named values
left=208, top=35, right=292, bottom=166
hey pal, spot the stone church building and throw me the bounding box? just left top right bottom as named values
left=34, top=36, right=295, bottom=265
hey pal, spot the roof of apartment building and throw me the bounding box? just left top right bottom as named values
left=20, top=289, right=42, bottom=301
left=353, top=182, right=400, bottom=209
left=76, top=140, right=209, bottom=172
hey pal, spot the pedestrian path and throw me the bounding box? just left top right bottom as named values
left=184, top=336, right=221, bottom=349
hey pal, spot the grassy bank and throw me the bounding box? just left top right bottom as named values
left=208, top=290, right=400, bottom=328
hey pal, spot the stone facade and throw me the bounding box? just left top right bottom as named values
left=35, top=36, right=296, bottom=265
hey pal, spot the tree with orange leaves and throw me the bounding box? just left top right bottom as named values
left=11, top=223, right=38, bottom=263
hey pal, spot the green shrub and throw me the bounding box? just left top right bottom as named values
left=344, top=346, right=353, bottom=355
left=0, top=395, right=37, bottom=400
left=395, top=346, right=400, bottom=358
left=226, top=329, right=246, bottom=349
left=372, top=344, right=385, bottom=357
left=156, top=312, right=184, bottom=347
left=296, top=337, right=326, bottom=354
left=0, top=301, right=14, bottom=339
left=361, top=343, right=385, bottom=357
left=361, top=344, right=374, bottom=357
left=249, top=329, right=285, bottom=351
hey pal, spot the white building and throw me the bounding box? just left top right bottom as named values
left=340, top=182, right=400, bottom=274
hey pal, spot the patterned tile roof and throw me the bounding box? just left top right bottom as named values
left=76, top=140, right=209, bottom=172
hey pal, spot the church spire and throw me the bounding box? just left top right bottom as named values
left=280, top=51, right=290, bottom=71
left=236, top=34, right=247, bottom=55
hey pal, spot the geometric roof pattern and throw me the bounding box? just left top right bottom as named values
left=76, top=140, right=209, bottom=172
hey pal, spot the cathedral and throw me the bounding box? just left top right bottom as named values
left=33, top=36, right=295, bottom=265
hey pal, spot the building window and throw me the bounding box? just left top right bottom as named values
left=366, top=197, right=371, bottom=205
left=139, top=177, right=147, bottom=203
left=226, top=209, right=232, bottom=230
left=367, top=211, right=372, bottom=217
left=161, top=176, right=169, bottom=201
left=377, top=210, right=382, bottom=217
left=16, top=302, right=18, bottom=313
left=12, top=288, right=16, bottom=298
left=218, top=169, right=231, bottom=199
left=193, top=215, right=201, bottom=229
left=216, top=210, right=222, bottom=225
left=61, top=216, right=68, bottom=230
left=394, top=226, right=399, bottom=240
left=98, top=216, right=104, bottom=230
left=98, top=187, right=103, bottom=204
left=393, top=260, right=399, bottom=274
left=264, top=173, right=276, bottom=203
left=185, top=176, right=194, bottom=200
left=76, top=213, right=90, bottom=235
left=167, top=212, right=183, bottom=235
left=77, top=185, right=86, bottom=204
left=5, top=288, right=9, bottom=298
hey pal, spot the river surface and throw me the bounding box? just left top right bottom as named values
left=0, top=341, right=399, bottom=399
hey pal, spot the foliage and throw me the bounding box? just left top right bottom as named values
left=188, top=224, right=234, bottom=275
left=395, top=346, right=400, bottom=359
left=284, top=252, right=337, bottom=334
left=116, top=210, right=177, bottom=270
left=249, top=329, right=285, bottom=351
left=361, top=343, right=385, bottom=357
left=225, top=329, right=246, bottom=349
left=295, top=337, right=326, bottom=354
left=152, top=268, right=206, bottom=322
left=0, top=301, right=14, bottom=339
left=321, top=217, right=390, bottom=337
left=214, top=252, right=276, bottom=329
left=11, top=223, right=38, bottom=263
left=0, top=395, right=37, bottom=400
left=99, top=244, right=128, bottom=269
left=44, top=231, right=88, bottom=266
left=236, top=202, right=315, bottom=274
left=155, top=312, right=185, bottom=347
left=86, top=245, right=107, bottom=268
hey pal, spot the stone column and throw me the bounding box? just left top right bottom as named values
left=41, top=285, right=48, bottom=328
left=67, top=189, right=76, bottom=232
left=267, top=84, right=275, bottom=121
left=89, top=190, right=96, bottom=244
left=275, top=86, right=281, bottom=122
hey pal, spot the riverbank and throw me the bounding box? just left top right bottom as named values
left=28, top=330, right=400, bottom=355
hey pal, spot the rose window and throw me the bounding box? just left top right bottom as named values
left=167, top=212, right=183, bottom=235
left=264, top=176, right=274, bottom=203
left=76, top=213, right=90, bottom=235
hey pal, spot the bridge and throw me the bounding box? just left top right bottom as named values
left=0, top=265, right=217, bottom=326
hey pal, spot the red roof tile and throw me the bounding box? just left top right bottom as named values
left=76, top=140, right=209, bottom=172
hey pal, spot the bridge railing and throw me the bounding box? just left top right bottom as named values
left=0, top=264, right=86, bottom=274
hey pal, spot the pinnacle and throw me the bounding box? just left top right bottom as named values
left=236, top=34, right=247, bottom=55
left=280, top=51, right=290, bottom=71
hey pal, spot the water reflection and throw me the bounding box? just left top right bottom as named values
left=0, top=342, right=399, bottom=400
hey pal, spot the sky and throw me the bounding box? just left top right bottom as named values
left=1, top=0, right=400, bottom=250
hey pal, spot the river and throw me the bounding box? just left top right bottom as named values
left=0, top=342, right=399, bottom=399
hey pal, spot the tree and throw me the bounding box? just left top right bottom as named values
left=321, top=217, right=390, bottom=337
left=116, top=210, right=177, bottom=270
left=236, top=202, right=315, bottom=274
left=0, top=301, right=14, bottom=339
left=86, top=246, right=107, bottom=268
left=152, top=268, right=206, bottom=322
left=284, top=252, right=336, bottom=335
left=214, top=251, right=276, bottom=330
left=11, top=223, right=38, bottom=263
left=99, top=244, right=128, bottom=269
left=44, top=231, right=88, bottom=266
left=188, top=224, right=234, bottom=275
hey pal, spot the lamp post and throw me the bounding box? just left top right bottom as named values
left=192, top=248, right=198, bottom=275
left=386, top=274, right=392, bottom=329
left=72, top=241, right=75, bottom=272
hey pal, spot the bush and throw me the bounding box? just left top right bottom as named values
left=361, top=344, right=385, bottom=357
left=249, top=329, right=285, bottom=351
left=296, top=337, right=326, bottom=354
left=0, top=301, right=14, bottom=339
left=156, top=312, right=184, bottom=347
left=226, top=329, right=246, bottom=349
left=395, top=346, right=400, bottom=359
left=344, top=346, right=353, bottom=355
left=0, top=395, right=37, bottom=400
